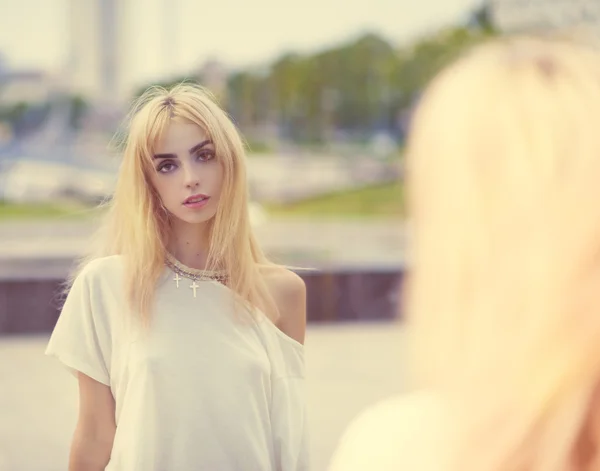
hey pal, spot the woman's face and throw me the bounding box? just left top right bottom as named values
left=149, top=120, right=224, bottom=227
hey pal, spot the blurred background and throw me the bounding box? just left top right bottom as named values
left=0, top=0, right=597, bottom=469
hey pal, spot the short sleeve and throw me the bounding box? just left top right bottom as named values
left=45, top=264, right=112, bottom=386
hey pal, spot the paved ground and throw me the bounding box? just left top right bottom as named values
left=0, top=322, right=407, bottom=471
left=0, top=219, right=407, bottom=269
left=247, top=154, right=396, bottom=202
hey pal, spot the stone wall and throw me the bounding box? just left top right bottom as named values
left=0, top=257, right=404, bottom=334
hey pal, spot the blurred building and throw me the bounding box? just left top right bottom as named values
left=0, top=52, right=49, bottom=104
left=0, top=159, right=116, bottom=205
left=489, top=0, right=600, bottom=44
left=67, top=0, right=130, bottom=106
left=0, top=53, right=7, bottom=76
left=198, top=58, right=228, bottom=104
left=0, top=70, right=50, bottom=105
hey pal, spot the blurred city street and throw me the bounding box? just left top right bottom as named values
left=0, top=322, right=407, bottom=471
left=0, top=0, right=576, bottom=469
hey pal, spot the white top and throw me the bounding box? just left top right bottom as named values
left=46, top=255, right=309, bottom=471
left=327, top=392, right=451, bottom=471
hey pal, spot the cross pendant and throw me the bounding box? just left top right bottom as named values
left=173, top=273, right=182, bottom=288
left=190, top=281, right=200, bottom=298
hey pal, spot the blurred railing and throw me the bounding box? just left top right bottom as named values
left=0, top=258, right=403, bottom=334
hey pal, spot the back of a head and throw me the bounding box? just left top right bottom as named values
left=405, top=36, right=600, bottom=470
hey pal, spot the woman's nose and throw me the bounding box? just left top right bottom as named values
left=184, top=166, right=200, bottom=189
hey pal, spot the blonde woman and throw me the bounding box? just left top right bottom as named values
left=46, top=84, right=308, bottom=471
left=329, top=36, right=600, bottom=471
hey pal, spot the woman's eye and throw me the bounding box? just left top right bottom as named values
left=196, top=151, right=214, bottom=162
left=158, top=162, right=176, bottom=173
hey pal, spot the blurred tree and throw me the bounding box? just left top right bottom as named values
left=0, top=94, right=91, bottom=137
left=469, top=2, right=497, bottom=34
left=227, top=70, right=263, bottom=129
left=68, top=95, right=88, bottom=130
left=0, top=101, right=29, bottom=123
left=133, top=77, right=198, bottom=100
left=0, top=101, right=48, bottom=137
left=129, top=11, right=498, bottom=147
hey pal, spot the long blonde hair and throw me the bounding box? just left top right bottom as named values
left=405, top=36, right=600, bottom=470
left=71, top=83, right=277, bottom=325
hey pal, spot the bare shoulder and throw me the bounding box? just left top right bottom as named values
left=260, top=265, right=306, bottom=300
left=259, top=265, right=307, bottom=344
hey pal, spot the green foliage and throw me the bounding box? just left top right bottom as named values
left=0, top=95, right=90, bottom=132
left=68, top=95, right=88, bottom=129
left=469, top=3, right=497, bottom=34
left=0, top=201, right=90, bottom=220
left=244, top=139, right=272, bottom=154
left=225, top=17, right=496, bottom=143
left=265, top=181, right=405, bottom=218
left=0, top=101, right=32, bottom=125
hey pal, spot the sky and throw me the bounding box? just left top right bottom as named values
left=0, top=0, right=480, bottom=89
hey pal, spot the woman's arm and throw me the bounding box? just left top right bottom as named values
left=69, top=372, right=116, bottom=471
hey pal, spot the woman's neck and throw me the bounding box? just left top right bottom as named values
left=167, top=221, right=211, bottom=270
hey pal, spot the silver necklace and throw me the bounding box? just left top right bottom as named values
left=165, top=253, right=228, bottom=298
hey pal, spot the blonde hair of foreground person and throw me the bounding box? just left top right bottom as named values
left=68, top=83, right=278, bottom=326
left=328, top=36, right=600, bottom=471
left=406, top=35, right=600, bottom=471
